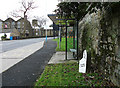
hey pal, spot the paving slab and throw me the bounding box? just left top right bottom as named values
left=48, top=52, right=78, bottom=64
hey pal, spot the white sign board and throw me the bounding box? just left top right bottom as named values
left=79, top=50, right=87, bottom=73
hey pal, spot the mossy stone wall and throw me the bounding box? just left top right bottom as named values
left=78, top=9, right=120, bottom=86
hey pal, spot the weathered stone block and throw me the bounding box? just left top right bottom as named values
left=116, top=58, right=120, bottom=64
left=109, top=46, right=113, bottom=51
left=108, top=37, right=112, bottom=43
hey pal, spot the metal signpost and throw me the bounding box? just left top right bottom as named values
left=46, top=28, right=47, bottom=42
left=59, top=23, right=61, bottom=49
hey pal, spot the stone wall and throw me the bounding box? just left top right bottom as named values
left=78, top=9, right=120, bottom=86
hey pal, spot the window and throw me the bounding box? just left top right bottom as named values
left=4, top=22, right=9, bottom=28
left=0, top=22, right=2, bottom=29
left=17, top=22, right=21, bottom=28
left=11, top=22, right=15, bottom=28
left=22, top=22, right=24, bottom=28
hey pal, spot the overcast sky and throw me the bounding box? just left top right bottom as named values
left=0, top=0, right=58, bottom=29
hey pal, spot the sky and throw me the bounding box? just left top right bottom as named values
left=0, top=0, right=59, bottom=29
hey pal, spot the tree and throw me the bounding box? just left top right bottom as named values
left=34, top=16, right=47, bottom=28
left=11, top=0, right=37, bottom=18
left=54, top=2, right=91, bottom=60
left=32, top=16, right=47, bottom=36
left=54, top=2, right=90, bottom=21
left=10, top=0, right=37, bottom=37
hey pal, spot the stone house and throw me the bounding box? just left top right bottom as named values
left=3, top=18, right=16, bottom=29
left=0, top=17, right=33, bottom=40
left=0, top=18, right=20, bottom=40
left=41, top=29, right=53, bottom=37
left=0, top=28, right=20, bottom=40
left=0, top=19, right=3, bottom=30
left=32, top=19, right=40, bottom=36
left=32, top=19, right=54, bottom=37
left=16, top=18, right=33, bottom=37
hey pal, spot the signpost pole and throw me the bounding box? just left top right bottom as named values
left=46, top=28, right=47, bottom=42
left=65, top=20, right=67, bottom=60
left=59, top=23, right=61, bottom=49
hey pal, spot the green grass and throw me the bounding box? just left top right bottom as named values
left=34, top=62, right=109, bottom=87
left=53, top=37, right=74, bottom=51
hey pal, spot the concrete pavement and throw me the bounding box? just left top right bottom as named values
left=48, top=52, right=78, bottom=64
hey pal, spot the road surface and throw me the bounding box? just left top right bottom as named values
left=0, top=37, right=54, bottom=73
left=0, top=37, right=53, bottom=53
left=1, top=40, right=57, bottom=87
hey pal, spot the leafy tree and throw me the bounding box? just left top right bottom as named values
left=54, top=2, right=120, bottom=20
left=54, top=2, right=90, bottom=21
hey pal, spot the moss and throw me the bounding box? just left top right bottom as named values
left=78, top=8, right=120, bottom=86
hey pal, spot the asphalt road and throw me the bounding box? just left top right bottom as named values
left=0, top=37, right=53, bottom=53
left=1, top=40, right=57, bottom=87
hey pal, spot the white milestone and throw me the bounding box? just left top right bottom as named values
left=79, top=50, right=87, bottom=73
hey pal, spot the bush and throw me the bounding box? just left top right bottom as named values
left=1, top=35, right=9, bottom=41
left=1, top=36, right=6, bottom=40
left=1, top=36, right=6, bottom=38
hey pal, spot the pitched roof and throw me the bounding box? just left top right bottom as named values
left=4, top=17, right=15, bottom=22
left=16, top=18, right=24, bottom=22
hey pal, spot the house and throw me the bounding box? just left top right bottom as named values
left=0, top=28, right=20, bottom=40
left=16, top=18, right=33, bottom=37
left=0, top=19, right=3, bottom=30
left=3, top=18, right=15, bottom=29
left=16, top=18, right=24, bottom=32
left=0, top=18, right=20, bottom=40
left=0, top=17, right=36, bottom=40
left=32, top=19, right=54, bottom=37
left=32, top=19, right=40, bottom=36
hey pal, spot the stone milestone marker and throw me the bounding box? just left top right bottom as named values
left=79, top=50, right=87, bottom=73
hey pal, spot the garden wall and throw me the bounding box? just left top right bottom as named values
left=78, top=9, right=120, bottom=86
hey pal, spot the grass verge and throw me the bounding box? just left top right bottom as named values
left=53, top=37, right=73, bottom=51
left=34, top=62, right=112, bottom=87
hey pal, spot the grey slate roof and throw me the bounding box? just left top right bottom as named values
left=4, top=18, right=15, bottom=22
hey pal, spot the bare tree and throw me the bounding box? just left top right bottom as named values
left=34, top=16, right=47, bottom=28
left=33, top=16, right=47, bottom=36
left=10, top=0, right=37, bottom=37
left=11, top=0, right=37, bottom=18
